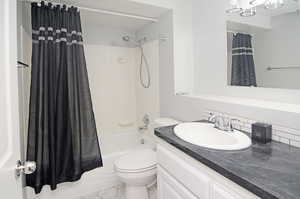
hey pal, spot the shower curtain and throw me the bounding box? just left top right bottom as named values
left=231, top=33, right=257, bottom=86
left=26, top=2, right=102, bottom=194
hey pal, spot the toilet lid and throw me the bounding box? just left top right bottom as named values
left=114, top=149, right=156, bottom=172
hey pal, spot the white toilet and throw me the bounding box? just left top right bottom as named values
left=114, top=118, right=179, bottom=199
left=114, top=149, right=157, bottom=199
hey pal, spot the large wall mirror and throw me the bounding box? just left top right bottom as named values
left=226, top=0, right=300, bottom=90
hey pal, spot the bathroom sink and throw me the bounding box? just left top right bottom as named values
left=174, top=122, right=251, bottom=151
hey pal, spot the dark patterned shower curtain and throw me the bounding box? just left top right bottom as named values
left=26, top=2, right=102, bottom=194
left=231, top=33, right=257, bottom=86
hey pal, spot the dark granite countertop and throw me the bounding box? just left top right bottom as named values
left=155, top=121, right=300, bottom=199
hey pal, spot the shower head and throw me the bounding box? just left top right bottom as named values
left=122, top=36, right=131, bottom=42
left=122, top=36, right=147, bottom=46
left=122, top=36, right=140, bottom=47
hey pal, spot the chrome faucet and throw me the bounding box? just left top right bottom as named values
left=138, top=114, right=150, bottom=132
left=208, top=113, right=239, bottom=132
left=208, top=113, right=226, bottom=131
left=226, top=118, right=240, bottom=132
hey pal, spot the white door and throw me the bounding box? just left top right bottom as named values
left=0, top=0, right=24, bottom=198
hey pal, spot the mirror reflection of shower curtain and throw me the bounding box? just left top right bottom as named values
left=26, top=2, right=103, bottom=194
left=231, top=33, right=257, bottom=87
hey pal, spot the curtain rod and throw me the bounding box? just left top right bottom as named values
left=22, top=0, right=158, bottom=23
left=227, top=30, right=253, bottom=36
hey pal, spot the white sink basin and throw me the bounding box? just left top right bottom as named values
left=174, top=122, right=251, bottom=151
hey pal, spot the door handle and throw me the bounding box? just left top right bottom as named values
left=16, top=160, right=36, bottom=177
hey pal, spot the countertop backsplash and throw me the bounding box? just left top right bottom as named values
left=203, top=110, right=300, bottom=148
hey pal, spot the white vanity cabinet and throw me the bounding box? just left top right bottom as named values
left=158, top=166, right=198, bottom=199
left=210, top=183, right=242, bottom=199
left=156, top=143, right=261, bottom=199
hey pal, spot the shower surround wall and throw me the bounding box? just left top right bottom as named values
left=84, top=41, right=160, bottom=154
left=86, top=45, right=139, bottom=136
left=17, top=2, right=160, bottom=199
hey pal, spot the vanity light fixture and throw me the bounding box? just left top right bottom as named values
left=227, top=0, right=243, bottom=13
left=226, top=7, right=243, bottom=13
left=264, top=0, right=285, bottom=9
left=249, top=0, right=266, bottom=6
left=240, top=7, right=257, bottom=16
left=250, top=0, right=285, bottom=8
left=227, top=0, right=286, bottom=17
left=227, top=0, right=258, bottom=16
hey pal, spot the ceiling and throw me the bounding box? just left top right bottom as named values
left=54, top=0, right=169, bottom=31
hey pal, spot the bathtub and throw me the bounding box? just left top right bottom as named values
left=25, top=131, right=155, bottom=199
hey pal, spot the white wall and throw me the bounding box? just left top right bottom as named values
left=81, top=21, right=136, bottom=47
left=85, top=44, right=138, bottom=134
left=254, top=12, right=300, bottom=89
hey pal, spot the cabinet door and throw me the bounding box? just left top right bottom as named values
left=158, top=175, right=186, bottom=199
left=157, top=166, right=198, bottom=199
left=157, top=145, right=210, bottom=198
left=211, top=183, right=241, bottom=199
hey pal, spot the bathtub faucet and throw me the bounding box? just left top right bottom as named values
left=138, top=114, right=150, bottom=132
left=138, top=126, right=148, bottom=131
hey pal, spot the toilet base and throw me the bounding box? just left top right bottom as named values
left=125, top=185, right=148, bottom=199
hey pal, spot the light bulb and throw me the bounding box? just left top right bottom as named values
left=265, top=0, right=284, bottom=9
left=240, top=7, right=257, bottom=16
left=250, top=0, right=267, bottom=6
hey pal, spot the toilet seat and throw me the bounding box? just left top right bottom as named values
left=114, top=149, right=156, bottom=173
left=115, top=164, right=156, bottom=173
